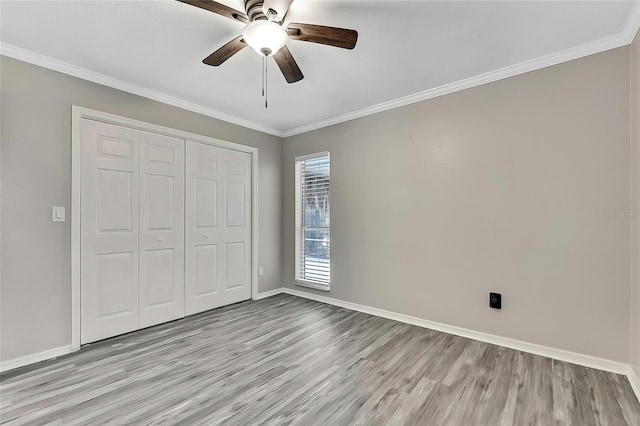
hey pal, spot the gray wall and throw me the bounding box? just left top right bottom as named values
left=0, top=56, right=282, bottom=362
left=283, top=47, right=631, bottom=362
left=2, top=43, right=637, bottom=367
left=631, top=31, right=640, bottom=377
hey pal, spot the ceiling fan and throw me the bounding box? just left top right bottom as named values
left=177, top=0, right=358, bottom=83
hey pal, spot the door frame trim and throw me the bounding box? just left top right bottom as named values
left=71, top=106, right=259, bottom=351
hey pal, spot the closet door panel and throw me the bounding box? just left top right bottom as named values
left=139, top=132, right=185, bottom=328
left=185, top=141, right=251, bottom=315
left=81, top=120, right=140, bottom=344
left=221, top=149, right=251, bottom=296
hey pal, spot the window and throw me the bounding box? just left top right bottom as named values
left=295, top=152, right=330, bottom=289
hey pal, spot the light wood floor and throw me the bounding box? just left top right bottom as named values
left=1, top=294, right=639, bottom=425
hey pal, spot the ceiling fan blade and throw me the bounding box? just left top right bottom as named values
left=287, top=23, right=358, bottom=49
left=177, top=0, right=248, bottom=23
left=273, top=45, right=304, bottom=83
left=262, top=0, right=294, bottom=21
left=203, top=36, right=247, bottom=66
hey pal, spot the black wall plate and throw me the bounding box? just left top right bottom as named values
left=490, top=292, right=502, bottom=310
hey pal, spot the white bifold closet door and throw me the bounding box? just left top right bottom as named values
left=81, top=120, right=185, bottom=344
left=185, top=141, right=252, bottom=315
left=138, top=131, right=185, bottom=328
left=81, top=120, right=140, bottom=344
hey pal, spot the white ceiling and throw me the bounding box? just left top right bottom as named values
left=2, top=1, right=639, bottom=136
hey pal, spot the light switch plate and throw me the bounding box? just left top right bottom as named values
left=258, top=267, right=264, bottom=276
left=52, top=206, right=66, bottom=222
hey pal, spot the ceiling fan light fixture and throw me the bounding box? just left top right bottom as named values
left=242, top=20, right=288, bottom=56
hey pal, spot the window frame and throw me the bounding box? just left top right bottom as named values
left=295, top=151, right=331, bottom=291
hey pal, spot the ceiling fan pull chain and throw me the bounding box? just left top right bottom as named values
left=264, top=55, right=268, bottom=108
left=262, top=55, right=265, bottom=97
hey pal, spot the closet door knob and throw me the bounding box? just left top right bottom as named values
left=203, top=234, right=209, bottom=239
left=157, top=237, right=164, bottom=242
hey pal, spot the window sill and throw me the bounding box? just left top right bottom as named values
left=295, top=280, right=331, bottom=292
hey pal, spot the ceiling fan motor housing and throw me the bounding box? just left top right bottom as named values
left=245, top=0, right=267, bottom=21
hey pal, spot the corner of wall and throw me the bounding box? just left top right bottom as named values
left=630, top=28, right=640, bottom=382
left=280, top=136, right=287, bottom=291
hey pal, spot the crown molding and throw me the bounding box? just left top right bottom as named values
left=283, top=1, right=640, bottom=138
left=2, top=1, right=639, bottom=139
left=624, top=0, right=640, bottom=44
left=0, top=43, right=286, bottom=138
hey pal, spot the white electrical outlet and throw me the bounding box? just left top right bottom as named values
left=258, top=267, right=264, bottom=276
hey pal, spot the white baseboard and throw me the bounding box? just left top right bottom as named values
left=0, top=345, right=75, bottom=373
left=282, top=288, right=630, bottom=375
left=627, top=366, right=640, bottom=404
left=253, top=288, right=284, bottom=300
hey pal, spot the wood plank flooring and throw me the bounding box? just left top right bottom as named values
left=1, top=294, right=639, bottom=425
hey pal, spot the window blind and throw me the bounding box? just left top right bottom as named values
left=295, top=152, right=330, bottom=286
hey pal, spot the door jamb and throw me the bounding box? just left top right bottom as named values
left=71, top=106, right=259, bottom=351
